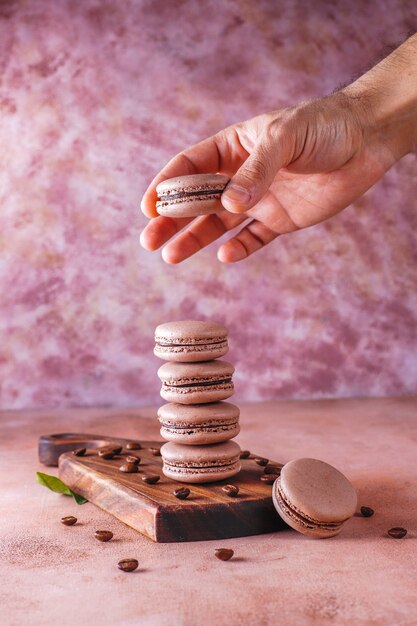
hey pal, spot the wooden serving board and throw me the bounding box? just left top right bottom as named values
left=39, top=433, right=285, bottom=543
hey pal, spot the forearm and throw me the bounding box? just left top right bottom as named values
left=341, top=33, right=417, bottom=158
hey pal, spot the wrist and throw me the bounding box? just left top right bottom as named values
left=340, top=34, right=417, bottom=158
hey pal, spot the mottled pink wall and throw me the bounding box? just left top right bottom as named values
left=0, top=0, right=416, bottom=409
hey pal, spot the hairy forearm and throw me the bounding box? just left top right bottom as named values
left=341, top=33, right=417, bottom=158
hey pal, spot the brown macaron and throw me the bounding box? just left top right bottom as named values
left=272, top=458, right=357, bottom=538
left=156, top=174, right=229, bottom=218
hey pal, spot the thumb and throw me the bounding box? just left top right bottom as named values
left=221, top=130, right=290, bottom=214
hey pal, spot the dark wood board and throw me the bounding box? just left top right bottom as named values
left=39, top=433, right=286, bottom=543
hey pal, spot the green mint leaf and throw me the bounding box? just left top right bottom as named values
left=36, top=472, right=88, bottom=505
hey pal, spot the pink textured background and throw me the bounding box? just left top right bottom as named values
left=0, top=0, right=416, bottom=410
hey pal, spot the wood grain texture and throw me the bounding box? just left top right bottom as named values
left=40, top=433, right=285, bottom=542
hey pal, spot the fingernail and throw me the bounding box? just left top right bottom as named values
left=222, top=183, right=251, bottom=212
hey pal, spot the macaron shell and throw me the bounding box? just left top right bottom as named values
left=278, top=458, right=357, bottom=524
left=157, top=198, right=224, bottom=218
left=157, top=401, right=240, bottom=425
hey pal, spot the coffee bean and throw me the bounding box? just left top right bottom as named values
left=61, top=516, right=77, bottom=526
left=73, top=448, right=86, bottom=457
left=142, top=474, right=160, bottom=484
left=111, top=446, right=123, bottom=455
left=240, top=450, right=250, bottom=459
left=214, top=548, right=234, bottom=561
left=95, top=530, right=114, bottom=542
left=98, top=447, right=117, bottom=460
left=149, top=447, right=161, bottom=456
left=173, top=487, right=190, bottom=500
left=260, top=474, right=279, bottom=484
left=360, top=506, right=375, bottom=518
left=126, top=442, right=142, bottom=450
left=118, top=558, right=139, bottom=572
left=126, top=456, right=141, bottom=465
left=388, top=527, right=407, bottom=539
left=255, top=457, right=269, bottom=466
left=222, top=484, right=239, bottom=497
left=119, top=463, right=138, bottom=473
left=264, top=464, right=283, bottom=475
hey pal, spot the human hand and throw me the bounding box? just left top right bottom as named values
left=140, top=37, right=417, bottom=264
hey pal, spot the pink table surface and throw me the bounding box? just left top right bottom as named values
left=1, top=397, right=417, bottom=625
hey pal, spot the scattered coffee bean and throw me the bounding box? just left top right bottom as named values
left=388, top=527, right=407, bottom=539
left=119, top=463, right=138, bottom=473
left=95, top=530, right=114, bottom=542
left=149, top=447, right=161, bottom=456
left=173, top=487, right=190, bottom=500
left=118, top=558, right=139, bottom=572
left=360, top=506, right=375, bottom=518
left=126, top=441, right=142, bottom=450
left=214, top=548, right=234, bottom=561
left=222, top=484, right=239, bottom=497
left=142, top=474, right=160, bottom=485
left=73, top=448, right=86, bottom=457
left=260, top=473, right=279, bottom=484
left=98, top=447, right=117, bottom=460
left=255, top=457, right=269, bottom=466
left=240, top=450, right=250, bottom=459
left=61, top=516, right=77, bottom=526
left=126, top=456, right=141, bottom=465
left=264, top=464, right=283, bottom=475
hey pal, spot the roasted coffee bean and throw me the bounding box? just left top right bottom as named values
left=95, top=530, right=114, bottom=542
left=126, top=441, right=142, bottom=450
left=260, top=473, right=279, bottom=485
left=240, top=450, right=251, bottom=459
left=264, top=464, right=283, bottom=475
left=222, top=484, right=239, bottom=497
left=173, top=487, right=190, bottom=500
left=118, top=558, right=139, bottom=572
left=98, top=447, right=117, bottom=460
left=126, top=456, right=141, bottom=465
left=149, top=447, right=161, bottom=456
left=112, top=446, right=123, bottom=455
left=73, top=448, right=86, bottom=457
left=119, top=463, right=138, bottom=473
left=61, top=516, right=77, bottom=526
left=142, top=474, right=160, bottom=485
left=360, top=506, right=375, bottom=518
left=214, top=548, right=234, bottom=561
left=255, top=457, right=269, bottom=467
left=388, top=527, right=407, bottom=539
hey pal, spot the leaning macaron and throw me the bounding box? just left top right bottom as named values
left=158, top=360, right=234, bottom=404
left=156, top=173, right=229, bottom=218
left=161, top=440, right=241, bottom=483
left=158, top=401, right=240, bottom=445
left=154, top=320, right=228, bottom=362
left=272, top=458, right=357, bottom=538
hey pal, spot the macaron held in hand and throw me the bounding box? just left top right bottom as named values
left=154, top=320, right=228, bottom=362
left=156, top=174, right=230, bottom=218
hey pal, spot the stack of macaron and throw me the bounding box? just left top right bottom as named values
left=154, top=320, right=241, bottom=483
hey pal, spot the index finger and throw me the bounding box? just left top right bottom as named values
left=140, top=136, right=222, bottom=218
